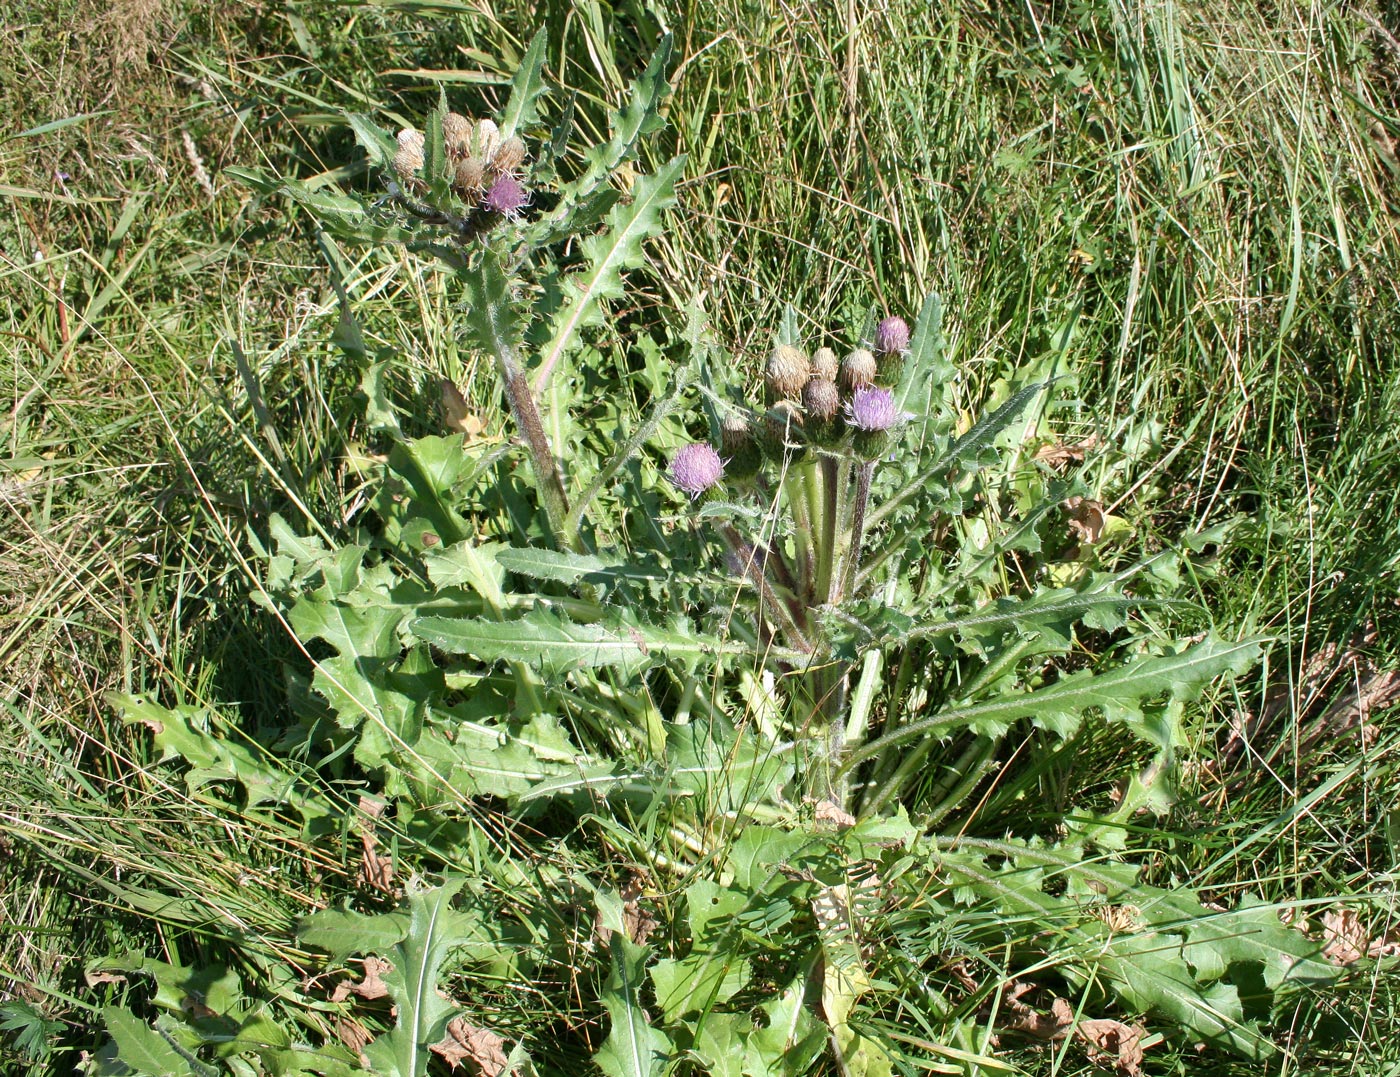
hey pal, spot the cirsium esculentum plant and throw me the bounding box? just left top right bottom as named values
left=97, top=30, right=1347, bottom=1077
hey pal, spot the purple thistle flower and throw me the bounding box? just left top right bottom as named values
left=874, top=316, right=910, bottom=355
left=845, top=386, right=902, bottom=432
left=482, top=174, right=529, bottom=218
left=670, top=442, right=725, bottom=497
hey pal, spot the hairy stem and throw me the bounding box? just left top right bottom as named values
left=721, top=525, right=814, bottom=654
left=840, top=460, right=875, bottom=602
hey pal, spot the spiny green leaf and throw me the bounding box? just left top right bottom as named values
left=535, top=154, right=686, bottom=395
left=499, top=29, right=549, bottom=138
left=493, top=546, right=662, bottom=586
left=869, top=380, right=1049, bottom=528
left=412, top=607, right=729, bottom=675
left=894, top=291, right=953, bottom=422
left=649, top=880, right=753, bottom=1022
left=746, top=978, right=826, bottom=1077
left=574, top=35, right=674, bottom=189
left=595, top=920, right=671, bottom=1077
left=301, top=880, right=505, bottom=1077
left=343, top=113, right=399, bottom=171
left=111, top=695, right=334, bottom=826
left=298, top=907, right=411, bottom=960
left=103, top=1007, right=207, bottom=1076
left=406, top=716, right=579, bottom=803
left=843, top=635, right=1262, bottom=770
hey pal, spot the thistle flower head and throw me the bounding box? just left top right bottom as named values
left=803, top=376, right=840, bottom=424
left=670, top=442, right=725, bottom=497
left=393, top=128, right=425, bottom=181
left=482, top=174, right=529, bottom=218
left=765, top=345, right=809, bottom=400
left=473, top=119, right=502, bottom=163
left=840, top=348, right=878, bottom=392
left=845, top=386, right=902, bottom=431
left=442, top=113, right=473, bottom=157
left=721, top=413, right=762, bottom=479
left=811, top=347, right=839, bottom=382
left=454, top=156, right=486, bottom=195
left=490, top=135, right=527, bottom=176
left=874, top=316, right=910, bottom=355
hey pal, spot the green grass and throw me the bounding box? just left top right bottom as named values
left=3, top=0, right=1399, bottom=1072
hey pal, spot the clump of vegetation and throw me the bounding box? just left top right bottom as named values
left=3, top=1, right=1398, bottom=1074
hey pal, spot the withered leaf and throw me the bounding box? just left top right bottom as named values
left=431, top=1016, right=510, bottom=1076
left=1076, top=1018, right=1147, bottom=1077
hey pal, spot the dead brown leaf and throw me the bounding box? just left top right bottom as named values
left=1036, top=434, right=1099, bottom=468
left=1063, top=496, right=1106, bottom=546
left=1226, top=622, right=1400, bottom=771
left=813, top=799, right=857, bottom=828
left=335, top=1015, right=373, bottom=1063
left=1076, top=1018, right=1147, bottom=1077
left=357, top=795, right=395, bottom=895
left=442, top=378, right=487, bottom=439
left=431, top=1016, right=510, bottom=1075
left=1002, top=984, right=1073, bottom=1040
left=331, top=956, right=393, bottom=1002
left=1320, top=907, right=1400, bottom=965
left=84, top=971, right=128, bottom=988
left=621, top=873, right=659, bottom=946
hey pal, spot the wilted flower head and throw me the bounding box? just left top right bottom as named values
left=442, top=112, right=473, bottom=158
left=810, top=347, right=839, bottom=382
left=765, top=345, right=809, bottom=401
left=490, top=136, right=527, bottom=176
left=454, top=156, right=486, bottom=195
left=874, top=316, right=909, bottom=355
left=845, top=386, right=902, bottom=431
left=393, top=128, right=425, bottom=182
left=670, top=442, right=725, bottom=497
left=473, top=118, right=502, bottom=163
left=840, top=348, right=877, bottom=392
left=802, top=376, right=840, bottom=424
left=482, top=174, right=529, bottom=218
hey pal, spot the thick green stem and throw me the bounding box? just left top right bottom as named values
left=786, top=460, right=818, bottom=604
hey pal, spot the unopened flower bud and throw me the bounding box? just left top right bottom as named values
left=454, top=156, right=486, bottom=195
left=473, top=119, right=501, bottom=164
left=803, top=375, right=842, bottom=445
left=489, top=135, right=527, bottom=176
left=803, top=376, right=840, bottom=423
left=670, top=442, right=725, bottom=499
left=840, top=348, right=878, bottom=393
left=394, top=129, right=425, bottom=181
left=874, top=316, right=910, bottom=355
left=765, top=345, right=809, bottom=401
left=442, top=112, right=473, bottom=158
left=811, top=347, right=839, bottom=382
left=721, top=414, right=762, bottom=480
left=482, top=174, right=529, bottom=218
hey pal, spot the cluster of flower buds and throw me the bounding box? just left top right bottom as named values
left=758, top=315, right=911, bottom=459
left=392, top=111, right=530, bottom=222
left=668, top=315, right=913, bottom=500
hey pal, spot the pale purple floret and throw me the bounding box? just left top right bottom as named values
left=482, top=175, right=528, bottom=218
left=874, top=316, right=910, bottom=354
left=845, top=387, right=901, bottom=431
left=670, top=442, right=725, bottom=497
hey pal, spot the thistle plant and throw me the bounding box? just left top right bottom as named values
left=99, top=29, right=1344, bottom=1077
